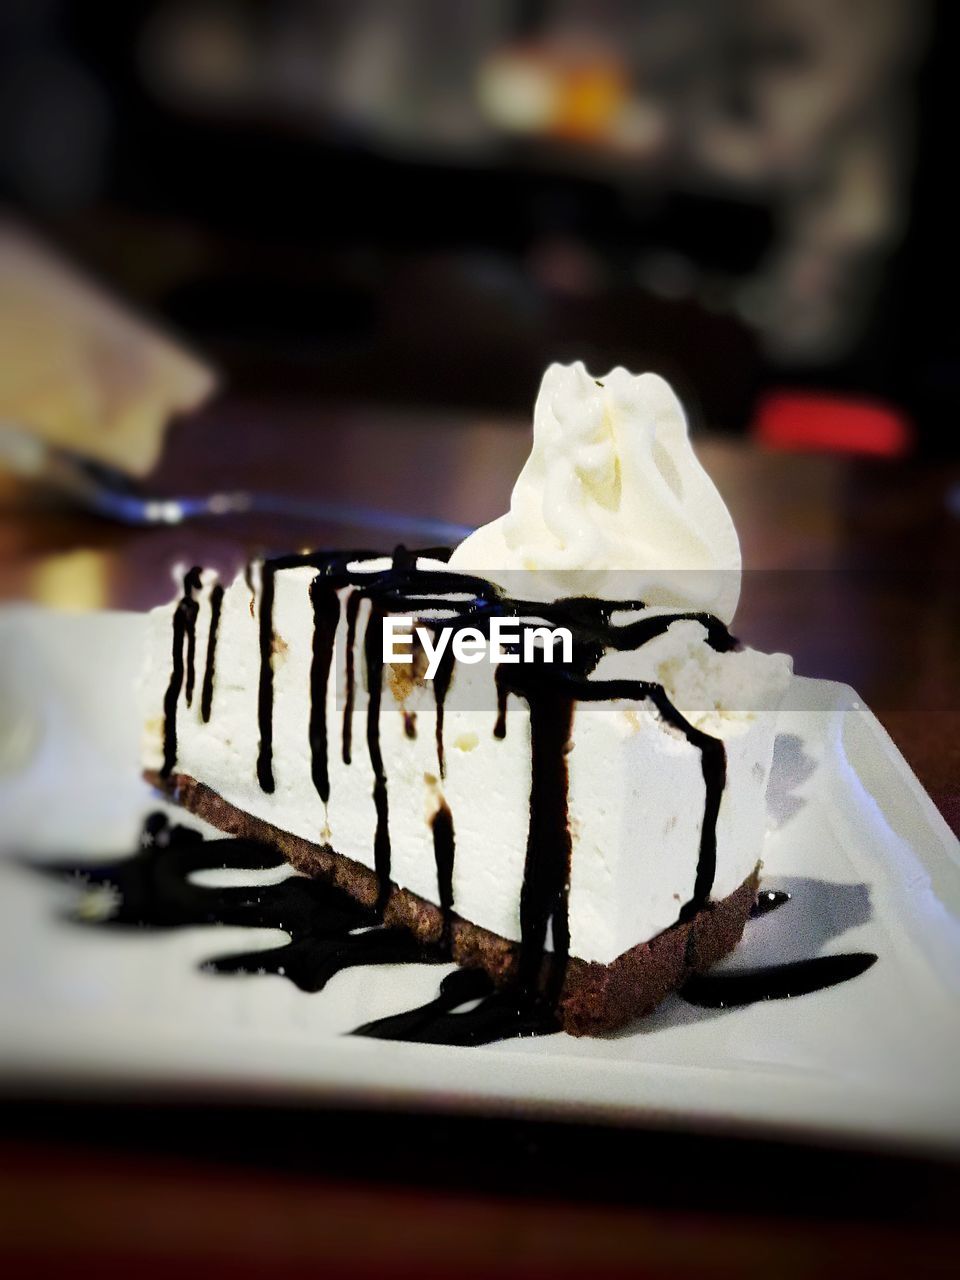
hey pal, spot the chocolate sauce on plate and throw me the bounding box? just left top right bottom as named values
left=354, top=967, right=560, bottom=1046
left=751, top=889, right=791, bottom=918
left=680, top=953, right=877, bottom=1009
left=46, top=814, right=445, bottom=993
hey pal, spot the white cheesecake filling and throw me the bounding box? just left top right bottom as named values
left=140, top=559, right=790, bottom=966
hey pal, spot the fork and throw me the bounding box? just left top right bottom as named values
left=0, top=422, right=473, bottom=544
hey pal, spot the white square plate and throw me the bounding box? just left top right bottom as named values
left=1, top=607, right=958, bottom=1150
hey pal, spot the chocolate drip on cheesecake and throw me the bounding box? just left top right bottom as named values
left=517, top=687, right=574, bottom=1003
left=243, top=559, right=258, bottom=604
left=200, top=583, right=224, bottom=724
left=493, top=666, right=510, bottom=739
left=182, top=567, right=203, bottom=709
left=308, top=578, right=340, bottom=806
left=430, top=801, right=456, bottom=950
left=432, top=641, right=456, bottom=779
left=341, top=588, right=362, bottom=766
left=160, top=566, right=202, bottom=779
left=255, top=563, right=277, bottom=793
left=363, top=600, right=392, bottom=912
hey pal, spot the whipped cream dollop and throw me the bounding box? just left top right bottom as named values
left=448, top=362, right=742, bottom=623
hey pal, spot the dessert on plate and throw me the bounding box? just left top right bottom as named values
left=140, top=363, right=792, bottom=1036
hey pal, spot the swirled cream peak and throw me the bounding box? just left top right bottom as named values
left=448, top=362, right=742, bottom=623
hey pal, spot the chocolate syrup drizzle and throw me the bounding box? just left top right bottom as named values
left=363, top=600, right=392, bottom=911
left=150, top=547, right=877, bottom=1043
left=182, top=569, right=202, bottom=709
left=255, top=564, right=276, bottom=792
left=308, top=578, right=340, bottom=806
left=518, top=689, right=574, bottom=1002
left=353, top=967, right=558, bottom=1045
left=432, top=644, right=456, bottom=779
left=160, top=567, right=202, bottom=778
left=493, top=668, right=510, bottom=739
left=431, top=801, right=456, bottom=950
left=341, top=588, right=362, bottom=766
left=200, top=583, right=224, bottom=724
left=46, top=813, right=445, bottom=989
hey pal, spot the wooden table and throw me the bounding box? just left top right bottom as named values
left=1, top=398, right=958, bottom=1277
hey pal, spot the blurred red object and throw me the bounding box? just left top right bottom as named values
left=754, top=392, right=914, bottom=458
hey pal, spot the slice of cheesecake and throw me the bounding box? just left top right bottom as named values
left=141, top=550, right=790, bottom=1035
left=139, top=364, right=792, bottom=1035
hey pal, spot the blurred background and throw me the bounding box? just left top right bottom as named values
left=0, top=0, right=955, bottom=451
left=2, top=7, right=960, bottom=1276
